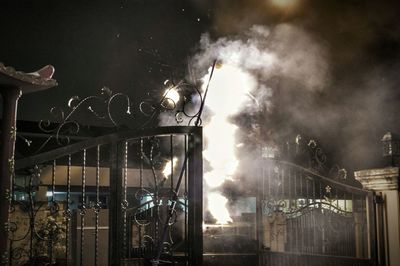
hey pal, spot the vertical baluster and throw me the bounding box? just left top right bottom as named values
left=122, top=141, right=129, bottom=258
left=351, top=193, right=355, bottom=257
left=95, top=146, right=101, bottom=266
left=293, top=170, right=298, bottom=252
left=80, top=149, right=86, bottom=266
left=28, top=167, right=37, bottom=262
left=150, top=138, right=159, bottom=251
left=268, top=165, right=271, bottom=201
left=262, top=163, right=265, bottom=200
left=184, top=134, right=188, bottom=260
left=286, top=167, right=295, bottom=251
left=303, top=173, right=307, bottom=253
left=334, top=187, right=338, bottom=255
left=139, top=138, right=143, bottom=248
left=170, top=135, right=174, bottom=190
left=49, top=160, right=56, bottom=264
left=169, top=135, right=174, bottom=257
left=51, top=160, right=56, bottom=204
left=288, top=167, right=291, bottom=211
left=65, top=155, right=71, bottom=264
left=361, top=196, right=366, bottom=257
left=335, top=187, right=338, bottom=211
left=343, top=191, right=347, bottom=256
left=281, top=167, right=285, bottom=202
left=314, top=181, right=326, bottom=254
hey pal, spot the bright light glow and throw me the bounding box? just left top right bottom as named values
left=202, top=63, right=258, bottom=224
left=162, top=157, right=178, bottom=179
left=46, top=191, right=53, bottom=197
left=164, top=88, right=180, bottom=103
left=208, top=193, right=232, bottom=224
left=271, top=0, right=298, bottom=8
left=203, top=64, right=257, bottom=188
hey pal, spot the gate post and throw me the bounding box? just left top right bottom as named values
left=0, top=64, right=56, bottom=265
left=109, top=142, right=124, bottom=265
left=355, top=167, right=400, bottom=266
left=188, top=128, right=203, bottom=266
left=0, top=87, right=21, bottom=265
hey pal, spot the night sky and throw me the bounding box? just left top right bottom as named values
left=1, top=0, right=400, bottom=173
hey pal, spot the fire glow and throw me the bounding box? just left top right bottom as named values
left=163, top=87, right=180, bottom=104
left=162, top=157, right=178, bottom=179
left=202, top=63, right=258, bottom=224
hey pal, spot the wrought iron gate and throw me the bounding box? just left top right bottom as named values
left=258, top=159, right=376, bottom=266
left=11, top=126, right=203, bottom=266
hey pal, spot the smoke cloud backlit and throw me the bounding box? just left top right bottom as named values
left=194, top=24, right=330, bottom=225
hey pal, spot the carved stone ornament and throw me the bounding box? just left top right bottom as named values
left=0, top=62, right=57, bottom=93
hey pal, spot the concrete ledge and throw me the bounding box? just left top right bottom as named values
left=354, top=167, right=399, bottom=191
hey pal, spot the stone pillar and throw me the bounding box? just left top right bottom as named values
left=0, top=63, right=56, bottom=265
left=355, top=167, right=400, bottom=266
left=353, top=212, right=364, bottom=258
left=262, top=212, right=286, bottom=252
left=0, top=87, right=21, bottom=264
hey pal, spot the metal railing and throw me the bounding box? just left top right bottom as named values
left=258, top=159, right=376, bottom=265
left=11, top=126, right=203, bottom=266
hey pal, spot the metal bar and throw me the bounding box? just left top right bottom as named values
left=170, top=135, right=174, bottom=191
left=108, top=142, right=124, bottom=266
left=288, top=167, right=291, bottom=210
left=140, top=138, right=143, bottom=189
left=265, top=159, right=370, bottom=195
left=156, top=129, right=203, bottom=264
left=16, top=131, right=90, bottom=140
left=139, top=138, right=143, bottom=248
left=80, top=149, right=87, bottom=266
left=51, top=160, right=56, bottom=203
left=65, top=154, right=71, bottom=264
left=375, top=192, right=386, bottom=266
left=155, top=146, right=189, bottom=263
left=366, top=193, right=377, bottom=262
left=335, top=187, right=338, bottom=211
left=188, top=129, right=203, bottom=266
left=28, top=169, right=35, bottom=262
left=16, top=126, right=201, bottom=170
left=184, top=134, right=188, bottom=260
left=195, top=60, right=217, bottom=127
left=95, top=145, right=100, bottom=266
left=123, top=141, right=128, bottom=258
left=49, top=160, right=56, bottom=264
left=281, top=167, right=285, bottom=198
left=256, top=148, right=263, bottom=265
left=268, top=166, right=271, bottom=200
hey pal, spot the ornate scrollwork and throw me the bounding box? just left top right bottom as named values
left=289, top=134, right=347, bottom=180
left=19, top=77, right=208, bottom=156
left=31, top=87, right=132, bottom=153
left=173, top=82, right=204, bottom=126
left=262, top=199, right=287, bottom=216
left=8, top=162, right=66, bottom=265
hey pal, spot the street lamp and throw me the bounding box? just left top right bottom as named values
left=381, top=132, right=400, bottom=166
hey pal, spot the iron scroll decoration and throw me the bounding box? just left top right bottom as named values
left=293, top=134, right=347, bottom=181
left=20, top=75, right=210, bottom=154
left=10, top=61, right=217, bottom=265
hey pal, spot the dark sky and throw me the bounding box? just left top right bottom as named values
left=1, top=0, right=400, bottom=172
left=0, top=0, right=211, bottom=120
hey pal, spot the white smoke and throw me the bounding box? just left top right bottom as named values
left=191, top=23, right=331, bottom=224
left=192, top=23, right=330, bottom=92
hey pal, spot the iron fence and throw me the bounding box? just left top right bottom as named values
left=11, top=126, right=202, bottom=266
left=258, top=159, right=376, bottom=266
